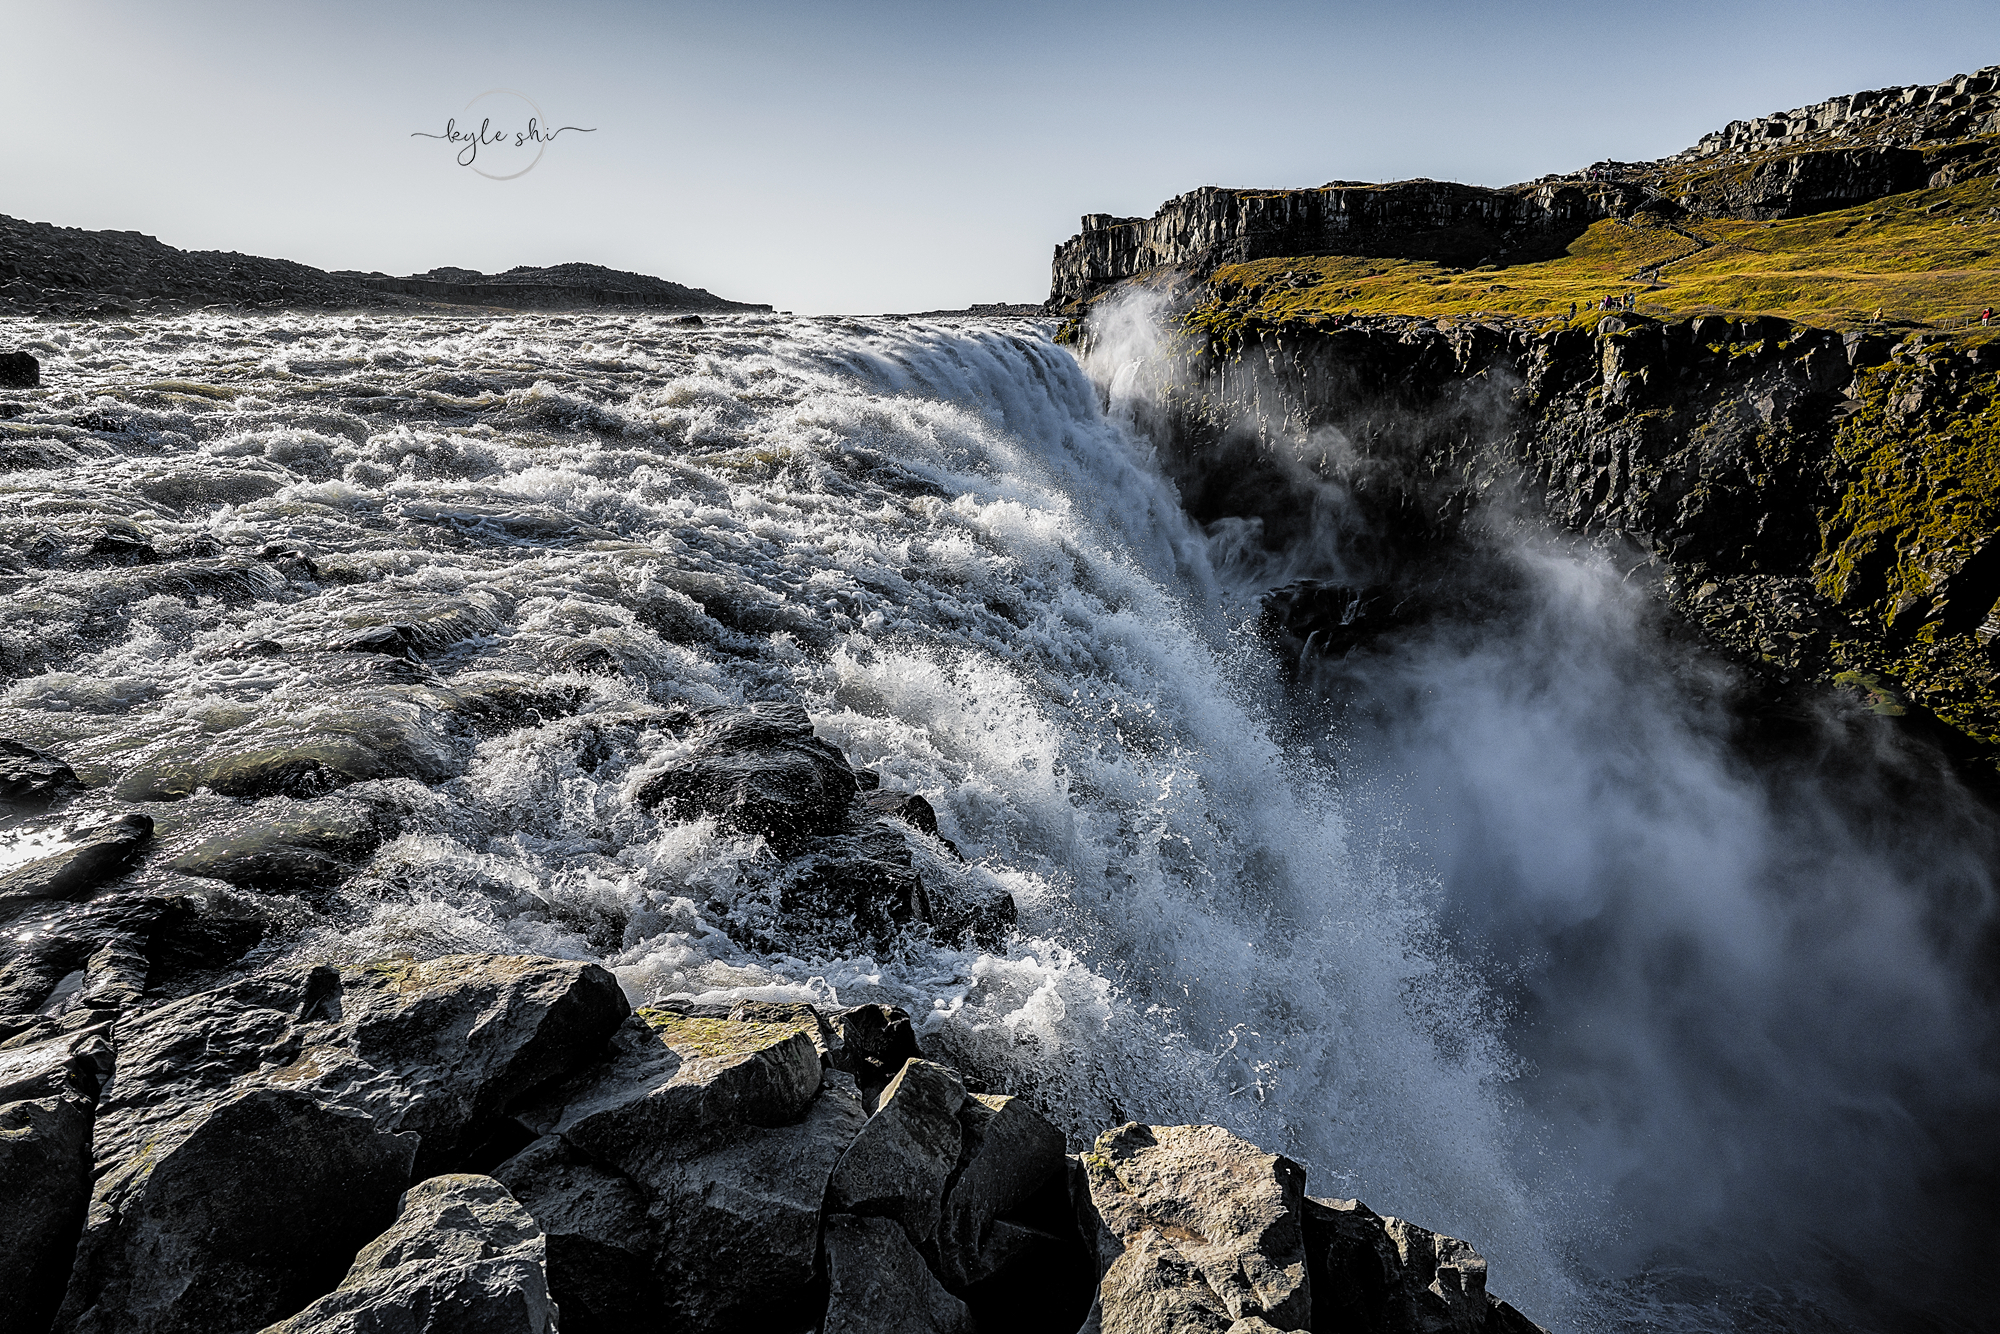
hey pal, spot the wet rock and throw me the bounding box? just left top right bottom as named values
left=1302, top=1197, right=1546, bottom=1334
left=262, top=1174, right=557, bottom=1334
left=0, top=737, right=82, bottom=806
left=87, top=530, right=159, bottom=565
left=491, top=1136, right=660, bottom=1334
left=634, top=701, right=860, bottom=852
left=442, top=672, right=586, bottom=731
left=56, top=1088, right=420, bottom=1334
left=938, top=1091, right=1067, bottom=1287
left=0, top=1093, right=95, bottom=1334
left=779, top=821, right=931, bottom=944
left=0, top=1026, right=112, bottom=1110
left=116, top=708, right=459, bottom=801
left=863, top=787, right=941, bottom=837
left=0, top=351, right=39, bottom=388
left=828, top=1057, right=967, bottom=1255
left=73, top=933, right=148, bottom=1015
left=168, top=797, right=388, bottom=889
left=822, top=1213, right=973, bottom=1334
left=95, top=954, right=629, bottom=1181
left=332, top=622, right=422, bottom=661
left=1074, top=1123, right=1311, bottom=1330
left=827, top=1002, right=923, bottom=1093
left=0, top=813, right=153, bottom=921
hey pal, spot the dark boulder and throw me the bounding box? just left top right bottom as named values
left=0, top=738, right=82, bottom=806
left=0, top=351, right=37, bottom=388
left=1302, top=1196, right=1546, bottom=1334
left=827, top=1058, right=967, bottom=1258
left=778, top=821, right=932, bottom=945
left=634, top=701, right=860, bottom=851
left=937, top=1091, right=1067, bottom=1288
left=862, top=788, right=941, bottom=837
left=827, top=1003, right=924, bottom=1093
left=491, top=1136, right=660, bottom=1334
left=0, top=1092, right=95, bottom=1334
left=507, top=1007, right=868, bottom=1333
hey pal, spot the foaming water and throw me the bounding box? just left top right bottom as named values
left=28, top=307, right=1963, bottom=1329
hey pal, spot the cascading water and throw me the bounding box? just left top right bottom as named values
left=1, top=310, right=1987, bottom=1331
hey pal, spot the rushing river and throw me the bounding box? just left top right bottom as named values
left=0, top=312, right=1990, bottom=1333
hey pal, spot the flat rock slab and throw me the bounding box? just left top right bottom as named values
left=1076, top=1123, right=1311, bottom=1330
left=95, top=953, right=629, bottom=1181
left=0, top=813, right=153, bottom=921
left=261, top=1174, right=557, bottom=1334
left=168, top=796, right=388, bottom=889
left=823, top=1213, right=972, bottom=1334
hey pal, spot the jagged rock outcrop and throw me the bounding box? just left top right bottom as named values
left=0, top=950, right=1548, bottom=1334
left=1671, top=65, right=2000, bottom=161
left=1050, top=180, right=1642, bottom=307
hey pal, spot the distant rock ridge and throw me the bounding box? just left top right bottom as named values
left=1047, top=63, right=2000, bottom=306
left=0, top=213, right=767, bottom=318
left=345, top=261, right=770, bottom=313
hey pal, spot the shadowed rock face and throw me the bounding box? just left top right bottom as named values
left=262, top=1174, right=558, bottom=1334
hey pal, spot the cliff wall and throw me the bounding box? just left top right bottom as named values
left=1085, top=310, right=2000, bottom=766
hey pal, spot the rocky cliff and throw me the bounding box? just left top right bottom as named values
left=1078, top=307, right=2000, bottom=778
left=1048, top=64, right=2000, bottom=307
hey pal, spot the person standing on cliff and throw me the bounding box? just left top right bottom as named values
left=1569, top=301, right=1578, bottom=319
left=1983, top=306, right=1994, bottom=326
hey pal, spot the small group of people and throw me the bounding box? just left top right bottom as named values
left=1567, top=294, right=1637, bottom=318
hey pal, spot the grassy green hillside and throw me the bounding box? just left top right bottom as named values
left=1181, top=164, right=2000, bottom=336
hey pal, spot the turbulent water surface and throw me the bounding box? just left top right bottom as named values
left=1, top=311, right=1991, bottom=1333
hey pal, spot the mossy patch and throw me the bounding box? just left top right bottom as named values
left=636, top=1008, right=814, bottom=1059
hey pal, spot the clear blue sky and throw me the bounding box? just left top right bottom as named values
left=4, top=1, right=1995, bottom=313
